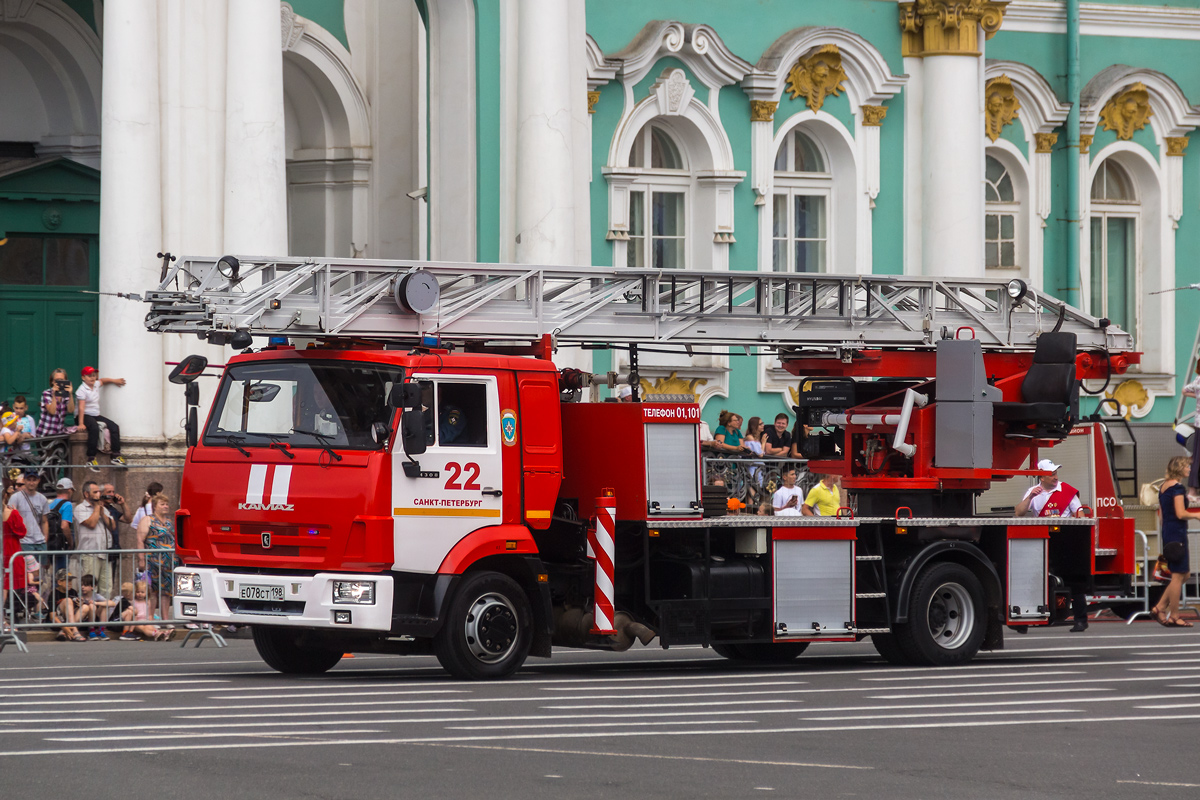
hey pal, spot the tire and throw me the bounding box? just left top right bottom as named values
left=871, top=632, right=912, bottom=666
left=251, top=626, right=343, bottom=675
left=719, top=641, right=809, bottom=663
left=896, top=562, right=986, bottom=666
left=434, top=571, right=532, bottom=680
left=710, top=643, right=745, bottom=660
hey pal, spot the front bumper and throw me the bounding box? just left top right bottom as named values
left=173, top=567, right=395, bottom=631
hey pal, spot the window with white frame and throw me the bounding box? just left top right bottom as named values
left=771, top=128, right=829, bottom=273
left=984, top=155, right=1019, bottom=270
left=626, top=123, right=688, bottom=269
left=1089, top=159, right=1139, bottom=333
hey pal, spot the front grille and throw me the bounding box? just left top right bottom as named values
left=226, top=599, right=306, bottom=615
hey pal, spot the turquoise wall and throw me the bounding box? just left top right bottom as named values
left=289, top=0, right=350, bottom=50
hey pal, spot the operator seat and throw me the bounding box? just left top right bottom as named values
left=992, top=332, right=1079, bottom=440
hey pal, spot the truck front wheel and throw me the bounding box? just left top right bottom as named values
left=252, top=627, right=344, bottom=675
left=434, top=571, right=532, bottom=680
left=895, top=562, right=986, bottom=666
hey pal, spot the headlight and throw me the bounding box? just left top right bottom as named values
left=175, top=572, right=203, bottom=597
left=332, top=581, right=376, bottom=605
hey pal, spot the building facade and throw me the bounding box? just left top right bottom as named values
left=2, top=0, right=1199, bottom=458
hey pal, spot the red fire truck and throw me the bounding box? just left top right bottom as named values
left=148, top=256, right=1140, bottom=678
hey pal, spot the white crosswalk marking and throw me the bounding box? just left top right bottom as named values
left=1, top=629, right=1199, bottom=761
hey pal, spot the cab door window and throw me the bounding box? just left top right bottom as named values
left=437, top=383, right=488, bottom=447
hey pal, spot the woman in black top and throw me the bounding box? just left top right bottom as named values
left=1153, top=456, right=1200, bottom=627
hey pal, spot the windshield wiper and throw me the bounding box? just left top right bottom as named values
left=218, top=435, right=251, bottom=457
left=292, top=428, right=344, bottom=462
left=238, top=432, right=296, bottom=459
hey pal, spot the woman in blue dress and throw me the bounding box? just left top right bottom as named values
left=1153, top=456, right=1200, bottom=626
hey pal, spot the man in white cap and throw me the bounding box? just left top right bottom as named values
left=1016, top=458, right=1088, bottom=631
left=617, top=385, right=633, bottom=402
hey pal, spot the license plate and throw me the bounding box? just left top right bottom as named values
left=239, top=585, right=284, bottom=602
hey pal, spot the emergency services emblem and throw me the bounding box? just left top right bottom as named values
left=261, top=532, right=272, bottom=549
left=501, top=409, right=517, bottom=446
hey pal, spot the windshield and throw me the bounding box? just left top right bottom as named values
left=204, top=360, right=403, bottom=450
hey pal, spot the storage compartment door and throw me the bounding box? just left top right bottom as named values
left=774, top=539, right=854, bottom=638
left=644, top=423, right=700, bottom=516
left=1008, top=536, right=1049, bottom=622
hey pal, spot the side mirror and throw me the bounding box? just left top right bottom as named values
left=400, top=410, right=427, bottom=456
left=371, top=421, right=391, bottom=445
left=169, top=354, right=208, bottom=385
left=389, top=382, right=422, bottom=410
left=186, top=407, right=198, bottom=448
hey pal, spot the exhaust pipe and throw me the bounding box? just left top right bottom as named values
left=610, top=611, right=657, bottom=651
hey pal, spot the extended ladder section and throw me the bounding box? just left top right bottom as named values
left=145, top=256, right=1134, bottom=355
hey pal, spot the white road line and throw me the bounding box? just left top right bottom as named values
left=3, top=686, right=468, bottom=700
left=172, top=707, right=802, bottom=722
left=797, top=708, right=1080, bottom=721
left=13, top=712, right=1200, bottom=756
left=867, top=672, right=1200, bottom=696
left=538, top=680, right=803, bottom=692
left=857, top=670, right=1080, bottom=682
left=0, top=679, right=229, bottom=691
left=208, top=688, right=814, bottom=702
left=2, top=699, right=139, bottom=707
left=0, top=659, right=268, bottom=672
left=866, top=687, right=1110, bottom=700
left=416, top=743, right=873, bottom=771
left=1116, top=780, right=1200, bottom=788
left=444, top=719, right=758, bottom=731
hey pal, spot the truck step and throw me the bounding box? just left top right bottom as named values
left=855, top=592, right=887, bottom=599
left=850, top=627, right=891, bottom=634
left=855, top=555, right=882, bottom=561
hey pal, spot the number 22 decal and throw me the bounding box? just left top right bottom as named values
left=443, top=462, right=481, bottom=491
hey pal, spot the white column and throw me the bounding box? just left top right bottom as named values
left=224, top=0, right=288, bottom=254
left=514, top=0, right=576, bottom=266
left=921, top=56, right=983, bottom=277
left=99, top=0, right=163, bottom=443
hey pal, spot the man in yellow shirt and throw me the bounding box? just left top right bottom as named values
left=801, top=474, right=841, bottom=517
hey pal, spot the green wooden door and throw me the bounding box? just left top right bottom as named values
left=0, top=158, right=101, bottom=406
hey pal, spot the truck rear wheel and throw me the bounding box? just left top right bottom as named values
left=252, top=627, right=344, bottom=675
left=434, top=571, right=532, bottom=680
left=896, top=562, right=985, bottom=666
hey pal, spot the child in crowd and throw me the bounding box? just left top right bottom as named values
left=79, top=574, right=118, bottom=640
left=119, top=580, right=174, bottom=641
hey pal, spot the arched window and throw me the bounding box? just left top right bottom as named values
left=771, top=128, right=830, bottom=273
left=1089, top=159, right=1138, bottom=332
left=626, top=123, right=688, bottom=269
left=985, top=156, right=1019, bottom=270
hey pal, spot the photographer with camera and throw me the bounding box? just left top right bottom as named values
left=74, top=481, right=114, bottom=598
left=37, top=368, right=78, bottom=437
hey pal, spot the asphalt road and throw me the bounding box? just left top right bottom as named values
left=2, top=623, right=1199, bottom=799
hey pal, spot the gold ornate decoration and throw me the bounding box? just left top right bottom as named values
left=1079, top=134, right=1093, bottom=154
left=587, top=90, right=601, bottom=114
left=640, top=372, right=707, bottom=403
left=898, top=1, right=1009, bottom=57
left=1034, top=132, right=1058, bottom=153
left=784, top=45, right=847, bottom=112
left=750, top=100, right=778, bottom=122
left=1099, top=83, right=1153, bottom=141
left=1105, top=379, right=1149, bottom=420
left=1166, top=136, right=1189, bottom=157
left=861, top=105, right=888, bottom=126
left=984, top=75, right=1020, bottom=142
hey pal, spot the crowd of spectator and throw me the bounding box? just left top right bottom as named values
left=1, top=365, right=127, bottom=469
left=1, top=475, right=181, bottom=641
left=700, top=408, right=845, bottom=518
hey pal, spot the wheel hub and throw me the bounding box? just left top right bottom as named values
left=925, top=582, right=973, bottom=651
left=464, top=592, right=518, bottom=663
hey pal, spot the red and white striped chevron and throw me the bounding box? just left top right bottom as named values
left=588, top=492, right=617, bottom=635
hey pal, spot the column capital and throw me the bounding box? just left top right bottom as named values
left=899, top=0, right=1009, bottom=58
left=750, top=100, right=778, bottom=122
left=1079, top=134, right=1094, bottom=155
left=1166, top=136, right=1190, bottom=157
left=861, top=105, right=888, bottom=127
left=1034, top=132, right=1058, bottom=153
left=587, top=90, right=601, bottom=114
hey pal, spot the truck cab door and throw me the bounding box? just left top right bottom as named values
left=391, top=374, right=504, bottom=573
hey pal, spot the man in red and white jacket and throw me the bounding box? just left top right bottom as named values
left=1016, top=458, right=1088, bottom=631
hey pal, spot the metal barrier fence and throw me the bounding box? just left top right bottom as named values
left=1, top=545, right=225, bottom=653
left=701, top=455, right=817, bottom=509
